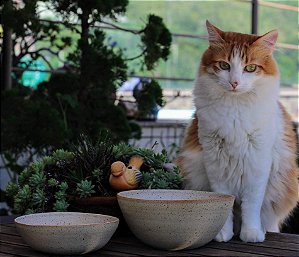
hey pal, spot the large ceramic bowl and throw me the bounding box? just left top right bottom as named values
left=117, top=189, right=234, bottom=251
left=15, top=212, right=119, bottom=255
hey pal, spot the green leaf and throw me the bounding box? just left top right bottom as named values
left=53, top=199, right=69, bottom=212
left=48, top=178, right=59, bottom=187
left=55, top=190, right=67, bottom=201
left=14, top=185, right=31, bottom=213
left=29, top=160, right=45, bottom=174
left=42, top=156, right=55, bottom=166
left=25, top=209, right=36, bottom=215
left=29, top=172, right=46, bottom=188
left=52, top=149, right=74, bottom=161
left=59, top=182, right=68, bottom=192
left=32, top=189, right=45, bottom=207
left=76, top=180, right=96, bottom=198
left=5, top=183, right=19, bottom=198
left=140, top=167, right=182, bottom=190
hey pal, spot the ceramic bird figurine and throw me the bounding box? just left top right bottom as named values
left=109, top=155, right=143, bottom=191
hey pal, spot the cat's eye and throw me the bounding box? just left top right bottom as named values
left=244, top=64, right=257, bottom=72
left=219, top=61, right=230, bottom=70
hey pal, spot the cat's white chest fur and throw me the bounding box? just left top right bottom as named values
left=194, top=74, right=281, bottom=198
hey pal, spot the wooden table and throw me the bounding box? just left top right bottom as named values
left=1, top=222, right=298, bottom=257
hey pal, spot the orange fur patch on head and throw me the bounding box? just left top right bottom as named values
left=247, top=45, right=278, bottom=76
left=200, top=22, right=279, bottom=76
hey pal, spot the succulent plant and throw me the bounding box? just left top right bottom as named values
left=5, top=149, right=74, bottom=214
left=6, top=134, right=182, bottom=214
left=140, top=167, right=182, bottom=190
left=76, top=180, right=96, bottom=198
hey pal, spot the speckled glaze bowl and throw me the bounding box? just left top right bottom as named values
left=15, top=212, right=119, bottom=255
left=117, top=189, right=234, bottom=251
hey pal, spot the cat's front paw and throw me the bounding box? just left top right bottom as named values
left=240, top=228, right=265, bottom=243
left=214, top=227, right=234, bottom=242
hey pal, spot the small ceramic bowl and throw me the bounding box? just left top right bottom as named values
left=15, top=212, right=119, bottom=255
left=117, top=189, right=234, bottom=251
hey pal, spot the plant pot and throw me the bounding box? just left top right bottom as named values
left=68, top=196, right=131, bottom=235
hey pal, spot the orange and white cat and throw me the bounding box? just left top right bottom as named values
left=177, top=21, right=298, bottom=243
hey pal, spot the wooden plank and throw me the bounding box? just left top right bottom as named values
left=112, top=236, right=145, bottom=246
left=111, top=235, right=298, bottom=256
left=110, top=237, right=266, bottom=256
left=0, top=216, right=19, bottom=225
left=59, top=232, right=299, bottom=257
left=87, top=250, right=140, bottom=257
left=1, top=241, right=131, bottom=257
left=265, top=232, right=299, bottom=244
left=203, top=241, right=298, bottom=257
left=0, top=253, right=19, bottom=257
left=0, top=236, right=140, bottom=257
left=229, top=233, right=299, bottom=244
left=102, top=242, right=204, bottom=256
left=110, top=237, right=206, bottom=256
left=0, top=243, right=48, bottom=257
left=1, top=223, right=16, bottom=228
left=3, top=233, right=292, bottom=257
left=185, top=247, right=266, bottom=256
left=0, top=226, right=19, bottom=236
left=229, top=238, right=299, bottom=251
left=1, top=233, right=28, bottom=246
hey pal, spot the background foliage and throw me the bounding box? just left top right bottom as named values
left=1, top=0, right=172, bottom=173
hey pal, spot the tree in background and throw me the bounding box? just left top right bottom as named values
left=1, top=0, right=73, bottom=85
left=1, top=0, right=172, bottom=174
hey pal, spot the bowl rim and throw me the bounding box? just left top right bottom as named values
left=117, top=189, right=235, bottom=203
left=14, top=212, right=119, bottom=227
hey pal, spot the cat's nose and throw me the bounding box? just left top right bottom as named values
left=230, top=81, right=239, bottom=89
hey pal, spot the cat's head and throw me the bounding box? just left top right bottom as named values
left=200, top=21, right=279, bottom=94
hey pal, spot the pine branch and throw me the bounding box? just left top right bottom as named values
left=100, top=20, right=141, bottom=34
left=124, top=49, right=146, bottom=61
left=34, top=53, right=54, bottom=70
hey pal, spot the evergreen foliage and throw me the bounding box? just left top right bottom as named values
left=1, top=0, right=172, bottom=174
left=133, top=79, right=165, bottom=118
left=140, top=14, right=172, bottom=70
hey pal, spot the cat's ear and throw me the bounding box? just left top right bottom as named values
left=206, top=20, right=225, bottom=44
left=252, top=30, right=278, bottom=51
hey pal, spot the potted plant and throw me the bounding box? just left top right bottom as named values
left=5, top=133, right=182, bottom=231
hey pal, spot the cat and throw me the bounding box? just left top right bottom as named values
left=177, top=20, right=299, bottom=243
